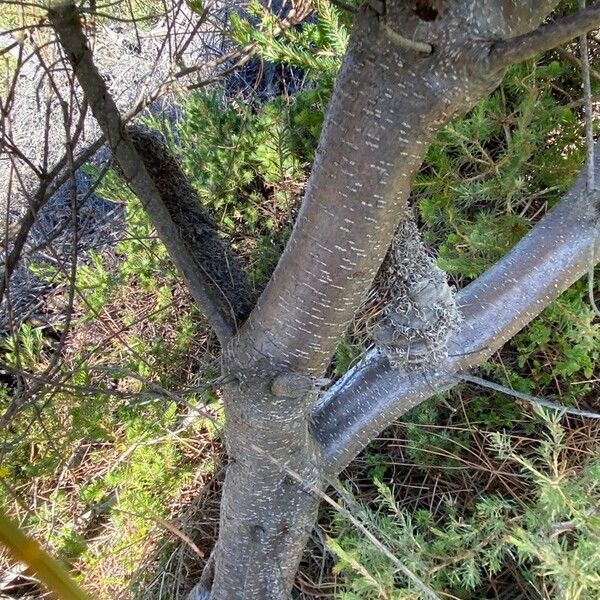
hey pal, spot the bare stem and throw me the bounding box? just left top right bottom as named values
left=47, top=0, right=240, bottom=344
left=578, top=0, right=600, bottom=317
left=580, top=0, right=596, bottom=192
left=457, top=372, right=600, bottom=420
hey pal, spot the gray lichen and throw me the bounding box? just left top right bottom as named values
left=362, top=211, right=461, bottom=369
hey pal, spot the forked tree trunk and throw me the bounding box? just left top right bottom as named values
left=207, top=3, right=571, bottom=598
left=46, top=1, right=600, bottom=598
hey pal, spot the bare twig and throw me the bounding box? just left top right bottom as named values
left=47, top=0, right=241, bottom=344
left=580, top=1, right=596, bottom=193
left=0, top=135, right=105, bottom=307
left=457, top=372, right=600, bottom=420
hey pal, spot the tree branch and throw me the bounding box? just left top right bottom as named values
left=313, top=149, right=600, bottom=474
left=127, top=127, right=255, bottom=325
left=456, top=372, right=600, bottom=420
left=47, top=0, right=244, bottom=345
left=0, top=136, right=105, bottom=308
left=225, top=0, right=569, bottom=381
left=489, top=2, right=600, bottom=71
left=555, top=47, right=600, bottom=85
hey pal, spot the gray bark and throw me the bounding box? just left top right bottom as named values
left=489, top=2, right=600, bottom=71
left=46, top=1, right=600, bottom=598
left=207, top=2, right=590, bottom=598
left=206, top=380, right=323, bottom=599
left=314, top=154, right=600, bottom=473
left=127, top=127, right=255, bottom=326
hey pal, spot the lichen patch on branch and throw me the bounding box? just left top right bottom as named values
left=360, top=211, right=461, bottom=369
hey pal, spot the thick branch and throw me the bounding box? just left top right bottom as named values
left=47, top=1, right=242, bottom=345
left=489, top=2, right=600, bottom=71
left=314, top=150, right=600, bottom=474
left=227, top=1, right=570, bottom=379
left=229, top=4, right=505, bottom=376
left=126, top=128, right=255, bottom=325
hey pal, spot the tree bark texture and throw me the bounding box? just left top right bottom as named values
left=46, top=1, right=600, bottom=599
left=209, top=2, right=582, bottom=598
left=315, top=152, right=600, bottom=473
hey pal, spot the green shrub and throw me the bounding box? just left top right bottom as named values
left=330, top=411, right=600, bottom=600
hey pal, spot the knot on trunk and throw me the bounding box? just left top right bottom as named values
left=270, top=373, right=331, bottom=398
left=359, top=212, right=461, bottom=369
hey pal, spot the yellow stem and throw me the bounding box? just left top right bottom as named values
left=0, top=510, right=92, bottom=600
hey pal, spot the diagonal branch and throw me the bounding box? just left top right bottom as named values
left=313, top=148, right=600, bottom=474
left=555, top=47, right=600, bottom=85
left=127, top=127, right=255, bottom=325
left=47, top=0, right=247, bottom=345
left=226, top=0, right=569, bottom=381
left=489, top=2, right=600, bottom=71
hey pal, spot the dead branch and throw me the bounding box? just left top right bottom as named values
left=47, top=0, right=245, bottom=344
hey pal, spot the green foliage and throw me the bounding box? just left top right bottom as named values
left=75, top=251, right=116, bottom=318
left=167, top=0, right=352, bottom=233
left=0, top=164, right=219, bottom=592
left=418, top=61, right=584, bottom=278
left=139, top=0, right=349, bottom=290
left=149, top=84, right=329, bottom=286
left=230, top=0, right=349, bottom=85
left=513, top=282, right=599, bottom=383
left=2, top=323, right=45, bottom=370
left=331, top=412, right=600, bottom=600
left=333, top=336, right=364, bottom=376
left=412, top=55, right=599, bottom=427
left=465, top=275, right=599, bottom=428
left=401, top=398, right=473, bottom=468
left=174, top=87, right=327, bottom=209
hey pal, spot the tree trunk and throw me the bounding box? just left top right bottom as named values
left=203, top=3, right=567, bottom=598
left=206, top=380, right=322, bottom=598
